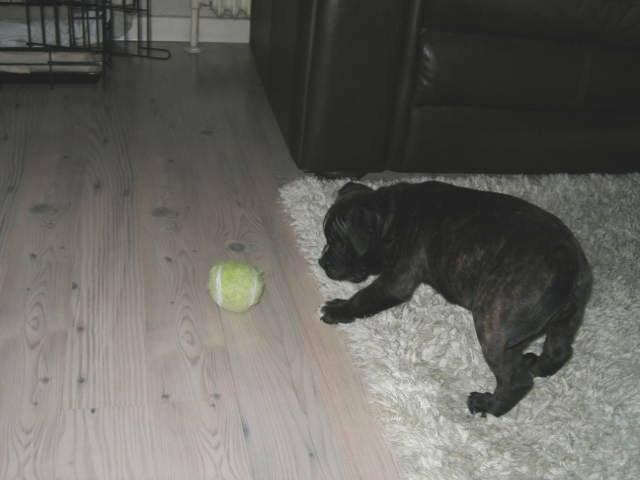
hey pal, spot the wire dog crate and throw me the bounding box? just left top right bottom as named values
left=0, top=0, right=169, bottom=82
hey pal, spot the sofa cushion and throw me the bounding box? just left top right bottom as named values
left=415, top=30, right=584, bottom=108
left=415, top=30, right=640, bottom=109
left=588, top=47, right=640, bottom=108
left=423, top=0, right=640, bottom=48
left=402, top=105, right=640, bottom=173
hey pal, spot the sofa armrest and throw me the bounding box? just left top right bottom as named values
left=302, top=0, right=415, bottom=172
left=252, top=0, right=417, bottom=173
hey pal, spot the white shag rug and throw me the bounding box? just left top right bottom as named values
left=280, top=174, right=640, bottom=480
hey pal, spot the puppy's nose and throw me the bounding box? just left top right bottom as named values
left=319, top=255, right=328, bottom=271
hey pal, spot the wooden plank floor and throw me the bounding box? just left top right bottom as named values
left=0, top=44, right=401, bottom=480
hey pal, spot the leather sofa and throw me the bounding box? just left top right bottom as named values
left=250, top=0, right=640, bottom=175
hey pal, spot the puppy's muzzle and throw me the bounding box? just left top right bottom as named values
left=319, top=253, right=368, bottom=283
left=319, top=254, right=340, bottom=279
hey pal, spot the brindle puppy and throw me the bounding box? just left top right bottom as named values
left=319, top=181, right=592, bottom=417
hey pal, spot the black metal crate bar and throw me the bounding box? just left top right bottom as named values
left=0, top=0, right=169, bottom=83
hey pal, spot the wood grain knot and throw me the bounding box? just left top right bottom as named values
left=228, top=242, right=246, bottom=252
left=152, top=207, right=179, bottom=218
left=29, top=203, right=58, bottom=215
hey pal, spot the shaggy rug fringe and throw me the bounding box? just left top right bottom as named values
left=280, top=174, right=640, bottom=480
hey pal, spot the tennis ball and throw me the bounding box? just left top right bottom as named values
left=208, top=261, right=264, bottom=313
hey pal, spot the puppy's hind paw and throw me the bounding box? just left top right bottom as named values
left=321, top=299, right=355, bottom=325
left=467, top=391, right=494, bottom=418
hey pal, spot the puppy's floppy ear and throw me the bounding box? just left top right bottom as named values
left=338, top=182, right=372, bottom=197
left=348, top=206, right=377, bottom=257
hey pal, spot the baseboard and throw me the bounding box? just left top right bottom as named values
left=133, top=16, right=250, bottom=44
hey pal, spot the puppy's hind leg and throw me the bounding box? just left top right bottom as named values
left=525, top=253, right=592, bottom=378
left=524, top=303, right=586, bottom=378
left=467, top=312, right=534, bottom=417
left=467, top=350, right=534, bottom=417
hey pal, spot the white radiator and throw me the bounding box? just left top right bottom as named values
left=209, top=0, right=251, bottom=19
left=187, top=0, right=251, bottom=52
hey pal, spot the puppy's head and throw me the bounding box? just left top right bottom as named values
left=319, top=182, right=385, bottom=283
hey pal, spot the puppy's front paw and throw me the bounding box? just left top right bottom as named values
left=467, top=391, right=495, bottom=418
left=321, top=299, right=355, bottom=324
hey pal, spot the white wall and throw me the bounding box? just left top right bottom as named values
left=153, top=0, right=193, bottom=17
left=153, top=0, right=250, bottom=19
left=150, top=0, right=250, bottom=43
